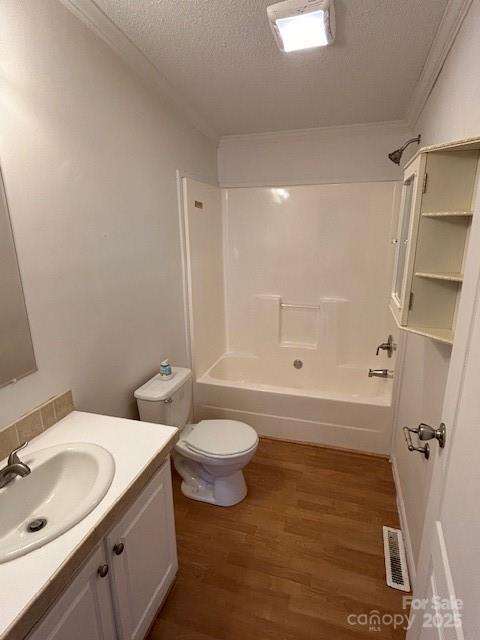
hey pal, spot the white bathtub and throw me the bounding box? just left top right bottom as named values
left=194, top=354, right=394, bottom=455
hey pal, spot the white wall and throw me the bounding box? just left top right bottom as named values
left=183, top=178, right=226, bottom=377
left=392, top=0, right=480, bottom=571
left=0, top=0, right=217, bottom=429
left=414, top=0, right=480, bottom=144
left=223, top=183, right=400, bottom=368
left=218, top=121, right=412, bottom=188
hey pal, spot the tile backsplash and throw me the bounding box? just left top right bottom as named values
left=0, top=391, right=74, bottom=461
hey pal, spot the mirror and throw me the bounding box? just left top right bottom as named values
left=0, top=167, right=37, bottom=387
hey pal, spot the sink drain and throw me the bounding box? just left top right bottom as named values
left=27, top=518, right=47, bottom=533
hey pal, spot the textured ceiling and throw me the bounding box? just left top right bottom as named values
left=93, top=0, right=448, bottom=136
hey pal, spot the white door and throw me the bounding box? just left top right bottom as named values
left=406, top=185, right=480, bottom=638
left=27, top=545, right=117, bottom=640
left=106, top=459, right=178, bottom=640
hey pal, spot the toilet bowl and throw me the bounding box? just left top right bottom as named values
left=134, top=367, right=258, bottom=506
left=173, top=421, right=258, bottom=506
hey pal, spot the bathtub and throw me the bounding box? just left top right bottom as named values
left=194, top=354, right=394, bottom=455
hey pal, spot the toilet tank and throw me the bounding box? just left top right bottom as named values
left=134, top=367, right=193, bottom=428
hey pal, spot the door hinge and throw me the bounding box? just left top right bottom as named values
left=409, top=292, right=414, bottom=310
left=422, top=172, right=428, bottom=194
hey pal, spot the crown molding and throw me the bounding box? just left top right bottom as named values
left=60, top=0, right=219, bottom=142
left=219, top=120, right=410, bottom=147
left=406, top=0, right=473, bottom=127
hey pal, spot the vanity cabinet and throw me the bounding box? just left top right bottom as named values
left=390, top=138, right=480, bottom=345
left=27, top=459, right=177, bottom=640
left=27, top=545, right=117, bottom=640
left=106, top=459, right=177, bottom=640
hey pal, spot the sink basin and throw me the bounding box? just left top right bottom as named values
left=0, top=443, right=115, bottom=563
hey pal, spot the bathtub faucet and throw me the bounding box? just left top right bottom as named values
left=368, top=368, right=393, bottom=379
left=376, top=334, right=396, bottom=358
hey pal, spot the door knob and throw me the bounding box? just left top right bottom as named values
left=113, top=542, right=125, bottom=555
left=417, top=422, right=446, bottom=448
left=403, top=422, right=446, bottom=460
left=97, top=564, right=109, bottom=578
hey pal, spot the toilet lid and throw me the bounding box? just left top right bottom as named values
left=185, top=420, right=258, bottom=457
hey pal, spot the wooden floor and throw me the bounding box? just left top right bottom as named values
left=147, top=439, right=408, bottom=639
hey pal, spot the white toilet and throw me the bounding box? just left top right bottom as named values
left=134, top=367, right=258, bottom=506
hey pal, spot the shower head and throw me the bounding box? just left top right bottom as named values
left=388, top=135, right=421, bottom=165
left=388, top=148, right=404, bottom=165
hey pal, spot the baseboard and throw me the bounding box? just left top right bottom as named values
left=391, top=456, right=416, bottom=585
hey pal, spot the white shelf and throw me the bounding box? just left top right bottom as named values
left=390, top=305, right=454, bottom=345
left=415, top=271, right=463, bottom=283
left=404, top=325, right=454, bottom=345
left=421, top=211, right=472, bottom=218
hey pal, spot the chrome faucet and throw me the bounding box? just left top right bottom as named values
left=0, top=442, right=31, bottom=489
left=376, top=334, right=396, bottom=358
left=368, top=369, right=393, bottom=379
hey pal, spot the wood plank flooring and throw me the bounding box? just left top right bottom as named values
left=147, top=438, right=408, bottom=639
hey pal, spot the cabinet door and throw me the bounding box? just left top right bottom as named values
left=391, top=153, right=426, bottom=325
left=106, top=459, right=178, bottom=640
left=27, top=546, right=117, bottom=640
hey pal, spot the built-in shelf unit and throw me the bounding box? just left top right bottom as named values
left=390, top=137, right=480, bottom=346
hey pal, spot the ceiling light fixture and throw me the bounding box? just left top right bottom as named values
left=267, top=0, right=335, bottom=53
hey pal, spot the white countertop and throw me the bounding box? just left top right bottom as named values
left=0, top=411, right=178, bottom=639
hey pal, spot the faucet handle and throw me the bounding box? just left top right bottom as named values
left=376, top=335, right=396, bottom=358
left=8, top=441, right=28, bottom=465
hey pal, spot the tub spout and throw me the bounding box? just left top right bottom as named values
left=368, top=368, right=393, bottom=378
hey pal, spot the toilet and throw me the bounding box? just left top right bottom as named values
left=134, top=367, right=258, bottom=506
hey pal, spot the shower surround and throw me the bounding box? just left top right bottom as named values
left=183, top=179, right=400, bottom=454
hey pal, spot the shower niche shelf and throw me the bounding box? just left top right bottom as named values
left=390, top=137, right=480, bottom=346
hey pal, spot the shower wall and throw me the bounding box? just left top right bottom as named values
left=223, top=182, right=400, bottom=367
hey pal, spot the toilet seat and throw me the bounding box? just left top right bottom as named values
left=184, top=420, right=258, bottom=459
